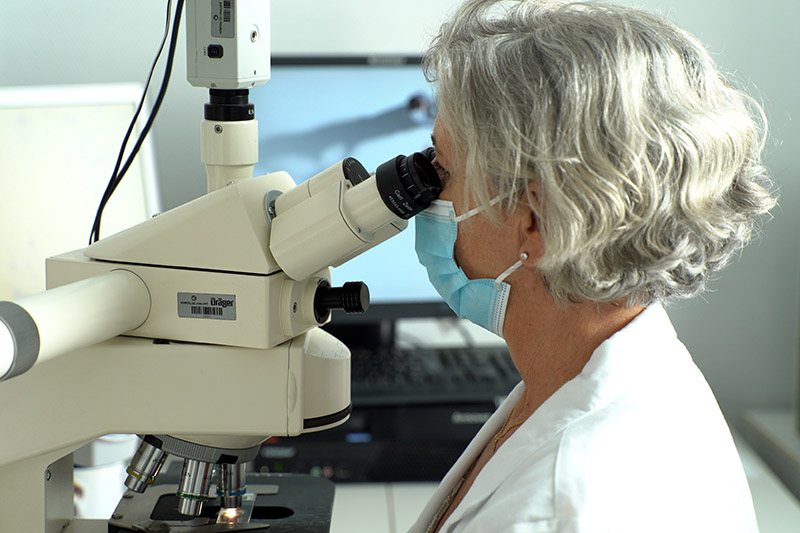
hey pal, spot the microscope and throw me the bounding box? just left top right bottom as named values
left=0, top=1, right=440, bottom=531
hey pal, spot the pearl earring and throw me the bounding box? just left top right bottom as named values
left=520, top=252, right=529, bottom=261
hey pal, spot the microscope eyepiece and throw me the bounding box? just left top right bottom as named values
left=375, top=151, right=441, bottom=219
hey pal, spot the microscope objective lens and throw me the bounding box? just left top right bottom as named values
left=177, top=459, right=215, bottom=516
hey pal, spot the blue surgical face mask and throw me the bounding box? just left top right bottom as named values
left=415, top=199, right=523, bottom=337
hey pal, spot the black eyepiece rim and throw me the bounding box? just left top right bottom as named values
left=375, top=152, right=442, bottom=219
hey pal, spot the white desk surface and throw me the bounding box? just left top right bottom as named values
left=331, top=482, right=438, bottom=533
left=330, top=436, right=800, bottom=533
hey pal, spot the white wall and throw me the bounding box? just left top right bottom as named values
left=3, top=0, right=798, bottom=430
left=620, top=0, right=800, bottom=428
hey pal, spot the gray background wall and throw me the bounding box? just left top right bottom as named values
left=2, top=0, right=798, bottom=431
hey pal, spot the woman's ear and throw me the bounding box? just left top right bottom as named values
left=518, top=182, right=542, bottom=265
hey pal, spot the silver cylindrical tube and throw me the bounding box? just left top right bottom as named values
left=217, top=463, right=247, bottom=509
left=124, top=439, right=168, bottom=493
left=177, top=459, right=215, bottom=516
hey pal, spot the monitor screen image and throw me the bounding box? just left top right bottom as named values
left=250, top=57, right=445, bottom=308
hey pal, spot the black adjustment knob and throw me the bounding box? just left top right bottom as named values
left=314, top=281, right=370, bottom=323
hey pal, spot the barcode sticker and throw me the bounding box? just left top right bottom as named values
left=178, top=293, right=236, bottom=321
left=212, top=0, right=235, bottom=38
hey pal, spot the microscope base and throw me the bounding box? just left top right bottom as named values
left=109, top=474, right=334, bottom=533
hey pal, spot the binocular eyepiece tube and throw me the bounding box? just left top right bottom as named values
left=269, top=149, right=441, bottom=281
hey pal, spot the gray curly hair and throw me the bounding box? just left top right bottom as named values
left=423, top=0, right=776, bottom=305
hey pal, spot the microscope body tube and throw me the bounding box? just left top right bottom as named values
left=0, top=270, right=150, bottom=382
left=201, top=118, right=259, bottom=193
left=270, top=177, right=399, bottom=281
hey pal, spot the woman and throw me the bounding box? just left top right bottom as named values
left=409, top=1, right=775, bottom=532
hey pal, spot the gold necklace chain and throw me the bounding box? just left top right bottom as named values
left=492, top=408, right=528, bottom=452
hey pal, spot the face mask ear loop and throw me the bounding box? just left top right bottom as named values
left=453, top=196, right=504, bottom=223
left=494, top=259, right=524, bottom=290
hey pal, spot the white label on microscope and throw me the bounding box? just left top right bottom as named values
left=211, top=0, right=235, bottom=38
left=178, top=292, right=236, bottom=321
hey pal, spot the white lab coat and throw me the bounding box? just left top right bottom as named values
left=409, top=303, right=759, bottom=533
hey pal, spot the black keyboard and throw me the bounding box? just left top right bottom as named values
left=350, top=345, right=521, bottom=406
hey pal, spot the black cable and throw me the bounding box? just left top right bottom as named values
left=88, top=0, right=173, bottom=244
left=89, top=0, right=180, bottom=243
left=89, top=0, right=184, bottom=244
left=89, top=8, right=172, bottom=245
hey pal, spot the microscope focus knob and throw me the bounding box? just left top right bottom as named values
left=314, top=281, right=370, bottom=323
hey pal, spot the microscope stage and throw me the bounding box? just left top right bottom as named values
left=108, top=474, right=334, bottom=533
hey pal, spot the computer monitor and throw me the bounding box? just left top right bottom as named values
left=251, top=56, right=453, bottom=335
left=0, top=83, right=162, bottom=300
